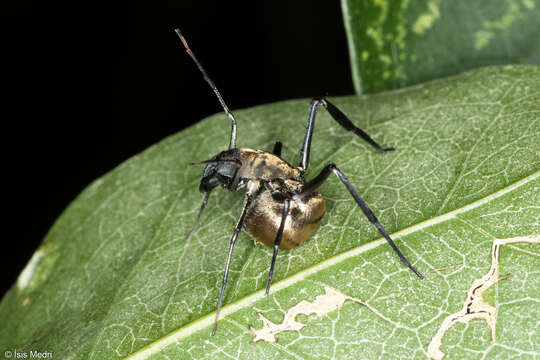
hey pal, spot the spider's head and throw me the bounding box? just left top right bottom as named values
left=193, top=149, right=242, bottom=192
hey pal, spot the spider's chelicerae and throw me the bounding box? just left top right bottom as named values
left=175, top=29, right=423, bottom=336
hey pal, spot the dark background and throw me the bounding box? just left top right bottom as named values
left=2, top=1, right=353, bottom=297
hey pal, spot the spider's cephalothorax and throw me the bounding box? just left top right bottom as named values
left=175, top=29, right=423, bottom=336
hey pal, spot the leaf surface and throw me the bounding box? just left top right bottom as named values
left=341, top=0, right=540, bottom=93
left=1, top=65, right=539, bottom=359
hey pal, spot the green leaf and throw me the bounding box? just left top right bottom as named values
left=1, top=65, right=539, bottom=360
left=341, top=0, right=540, bottom=94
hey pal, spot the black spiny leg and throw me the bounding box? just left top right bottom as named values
left=299, top=98, right=395, bottom=171
left=272, top=141, right=283, bottom=156
left=296, top=164, right=423, bottom=279
left=265, top=198, right=290, bottom=295
left=175, top=29, right=238, bottom=149
left=212, top=192, right=256, bottom=336
left=185, top=191, right=211, bottom=242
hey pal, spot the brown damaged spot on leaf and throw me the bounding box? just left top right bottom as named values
left=427, top=235, right=540, bottom=360
left=250, top=286, right=390, bottom=343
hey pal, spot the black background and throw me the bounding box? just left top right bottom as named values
left=2, top=1, right=353, bottom=297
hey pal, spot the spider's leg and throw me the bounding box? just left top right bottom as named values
left=265, top=198, right=290, bottom=295
left=298, top=98, right=394, bottom=171
left=296, top=164, right=423, bottom=279
left=185, top=191, right=211, bottom=242
left=175, top=29, right=237, bottom=149
left=272, top=141, right=283, bottom=157
left=212, top=187, right=259, bottom=336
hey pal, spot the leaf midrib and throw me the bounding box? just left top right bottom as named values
left=124, top=170, right=540, bottom=360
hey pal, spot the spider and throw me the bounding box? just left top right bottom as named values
left=175, top=29, right=423, bottom=335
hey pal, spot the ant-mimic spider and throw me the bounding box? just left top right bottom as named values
left=175, top=29, right=422, bottom=336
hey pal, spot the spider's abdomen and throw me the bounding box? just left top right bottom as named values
left=245, top=190, right=326, bottom=249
